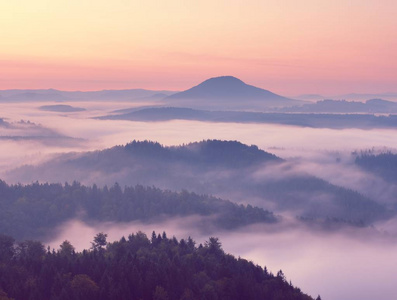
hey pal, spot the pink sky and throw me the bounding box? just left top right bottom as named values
left=1, top=1, right=396, bottom=95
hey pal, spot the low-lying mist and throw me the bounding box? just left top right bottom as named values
left=1, top=100, right=396, bottom=300
left=5, top=139, right=394, bottom=233
left=47, top=217, right=397, bottom=300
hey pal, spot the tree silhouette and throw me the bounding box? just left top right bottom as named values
left=91, top=232, right=107, bottom=251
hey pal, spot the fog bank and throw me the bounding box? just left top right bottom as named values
left=47, top=218, right=397, bottom=300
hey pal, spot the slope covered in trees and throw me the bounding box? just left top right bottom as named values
left=0, top=232, right=315, bottom=300
left=7, top=140, right=391, bottom=228
left=0, top=180, right=277, bottom=241
left=354, top=151, right=397, bottom=183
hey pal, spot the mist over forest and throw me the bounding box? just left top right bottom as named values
left=3, top=0, right=397, bottom=297
left=6, top=140, right=393, bottom=231
left=0, top=79, right=396, bottom=300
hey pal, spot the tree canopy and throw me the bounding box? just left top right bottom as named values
left=0, top=232, right=315, bottom=300
left=0, top=180, right=276, bottom=241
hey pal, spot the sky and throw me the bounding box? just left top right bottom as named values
left=1, top=0, right=396, bottom=95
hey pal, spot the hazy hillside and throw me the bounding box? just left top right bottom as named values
left=0, top=90, right=70, bottom=102
left=281, top=99, right=397, bottom=113
left=355, top=152, right=397, bottom=184
left=0, top=118, right=81, bottom=146
left=99, top=106, right=397, bottom=129
left=39, top=104, right=86, bottom=112
left=7, top=140, right=391, bottom=227
left=334, top=93, right=397, bottom=102
left=0, top=180, right=276, bottom=241
left=295, top=93, right=397, bottom=102
left=0, top=89, right=175, bottom=102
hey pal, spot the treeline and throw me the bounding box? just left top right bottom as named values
left=354, top=151, right=397, bottom=183
left=9, top=139, right=390, bottom=228
left=0, top=232, right=316, bottom=300
left=258, top=176, right=389, bottom=225
left=123, top=139, right=281, bottom=168
left=63, top=139, right=280, bottom=177
left=0, top=180, right=277, bottom=241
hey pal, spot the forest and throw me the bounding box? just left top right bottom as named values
left=354, top=151, right=397, bottom=183
left=0, top=180, right=277, bottom=241
left=0, top=232, right=317, bottom=300
left=8, top=140, right=391, bottom=228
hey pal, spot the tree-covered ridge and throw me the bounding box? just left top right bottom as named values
left=0, top=180, right=277, bottom=241
left=123, top=139, right=282, bottom=168
left=257, top=175, right=389, bottom=225
left=7, top=139, right=392, bottom=229
left=354, top=151, right=397, bottom=183
left=0, top=232, right=316, bottom=300
left=61, top=139, right=280, bottom=173
left=29, top=139, right=281, bottom=186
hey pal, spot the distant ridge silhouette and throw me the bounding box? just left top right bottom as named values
left=281, top=98, right=397, bottom=113
left=164, top=76, right=304, bottom=110
left=0, top=89, right=175, bottom=102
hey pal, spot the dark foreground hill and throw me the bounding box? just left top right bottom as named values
left=0, top=232, right=315, bottom=300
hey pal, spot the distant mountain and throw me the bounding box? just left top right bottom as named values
left=79, top=89, right=174, bottom=101
left=366, top=99, right=397, bottom=112
left=0, top=89, right=176, bottom=102
left=281, top=99, right=397, bottom=113
left=38, top=104, right=86, bottom=112
left=0, top=88, right=61, bottom=97
left=295, top=93, right=397, bottom=102
left=2, top=91, right=70, bottom=102
left=333, top=93, right=397, bottom=102
left=164, top=76, right=304, bottom=110
left=98, top=106, right=397, bottom=129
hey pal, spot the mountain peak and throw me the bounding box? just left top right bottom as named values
left=200, top=75, right=246, bottom=85
left=165, top=75, right=303, bottom=110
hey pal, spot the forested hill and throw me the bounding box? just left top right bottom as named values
left=0, top=232, right=316, bottom=300
left=123, top=139, right=282, bottom=168
left=7, top=139, right=282, bottom=186
left=354, top=152, right=397, bottom=183
left=7, top=140, right=391, bottom=228
left=0, top=180, right=277, bottom=241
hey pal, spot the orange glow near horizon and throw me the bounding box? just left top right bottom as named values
left=1, top=0, right=396, bottom=95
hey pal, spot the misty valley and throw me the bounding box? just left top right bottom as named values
left=0, top=77, right=396, bottom=300
left=3, top=140, right=393, bottom=238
